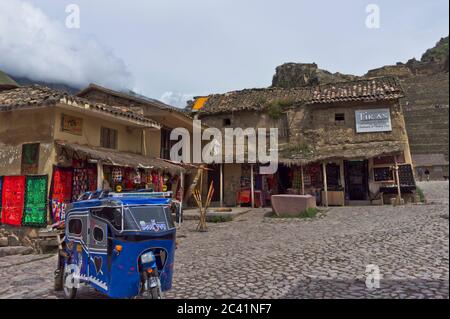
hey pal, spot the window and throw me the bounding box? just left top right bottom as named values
left=223, top=118, right=232, bottom=126
left=93, top=226, right=104, bottom=242
left=100, top=127, right=118, bottom=149
left=160, top=127, right=173, bottom=160
left=68, top=218, right=82, bottom=235
left=335, top=113, right=345, bottom=124
left=21, top=143, right=40, bottom=175
left=373, top=167, right=394, bottom=182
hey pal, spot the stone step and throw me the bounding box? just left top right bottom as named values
left=0, top=246, right=34, bottom=258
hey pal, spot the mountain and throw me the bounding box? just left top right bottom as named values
left=7, top=75, right=80, bottom=95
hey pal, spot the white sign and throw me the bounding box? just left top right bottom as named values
left=355, top=108, right=392, bottom=133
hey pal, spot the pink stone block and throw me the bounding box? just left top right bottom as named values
left=271, top=195, right=316, bottom=217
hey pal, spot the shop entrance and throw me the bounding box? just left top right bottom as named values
left=207, top=164, right=221, bottom=204
left=344, top=160, right=369, bottom=201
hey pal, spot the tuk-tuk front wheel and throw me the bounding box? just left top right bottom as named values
left=63, top=265, right=78, bottom=299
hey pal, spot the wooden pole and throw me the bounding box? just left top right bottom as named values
left=394, top=157, right=402, bottom=204
left=97, top=160, right=103, bottom=190
left=322, top=162, right=328, bottom=207
left=250, top=164, right=255, bottom=208
left=220, top=164, right=224, bottom=207
left=300, top=165, right=305, bottom=195
left=179, top=170, right=184, bottom=225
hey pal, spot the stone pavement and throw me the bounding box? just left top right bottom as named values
left=0, top=181, right=448, bottom=299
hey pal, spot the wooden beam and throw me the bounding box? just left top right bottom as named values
left=300, top=165, right=305, bottom=195
left=322, top=162, right=328, bottom=207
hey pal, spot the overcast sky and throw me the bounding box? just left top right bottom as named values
left=0, top=0, right=448, bottom=107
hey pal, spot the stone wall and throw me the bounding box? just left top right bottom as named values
left=0, top=108, right=55, bottom=176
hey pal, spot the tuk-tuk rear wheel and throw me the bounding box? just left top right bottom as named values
left=143, top=277, right=162, bottom=299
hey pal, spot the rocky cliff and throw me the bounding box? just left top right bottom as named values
left=272, top=36, right=449, bottom=162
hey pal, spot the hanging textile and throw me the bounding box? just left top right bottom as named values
left=72, top=168, right=88, bottom=201
left=1, top=176, right=26, bottom=226
left=50, top=167, right=73, bottom=223
left=23, top=175, right=48, bottom=227
left=87, top=166, right=98, bottom=192
left=0, top=176, right=3, bottom=217
left=292, top=169, right=302, bottom=190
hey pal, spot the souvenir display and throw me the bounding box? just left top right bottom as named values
left=23, top=175, right=48, bottom=227
left=1, top=176, right=26, bottom=226
left=72, top=168, right=89, bottom=201
left=112, top=167, right=123, bottom=183
left=0, top=176, right=3, bottom=217
left=87, top=166, right=98, bottom=192
left=50, top=167, right=73, bottom=223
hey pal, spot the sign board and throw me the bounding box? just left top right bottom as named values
left=355, top=108, right=392, bottom=133
left=61, top=114, right=83, bottom=135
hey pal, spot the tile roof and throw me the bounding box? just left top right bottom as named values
left=77, top=83, right=193, bottom=120
left=196, top=76, right=404, bottom=114
left=0, top=85, right=161, bottom=128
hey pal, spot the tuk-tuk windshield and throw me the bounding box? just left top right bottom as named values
left=127, top=206, right=175, bottom=232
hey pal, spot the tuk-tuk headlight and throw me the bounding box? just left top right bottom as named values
left=141, top=252, right=155, bottom=264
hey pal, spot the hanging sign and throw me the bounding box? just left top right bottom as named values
left=355, top=108, right=392, bottom=133
left=61, top=114, right=83, bottom=135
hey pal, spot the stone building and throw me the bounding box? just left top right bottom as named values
left=192, top=76, right=416, bottom=207
left=0, top=84, right=187, bottom=225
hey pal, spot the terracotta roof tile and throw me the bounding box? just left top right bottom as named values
left=0, top=85, right=161, bottom=128
left=196, top=76, right=404, bottom=114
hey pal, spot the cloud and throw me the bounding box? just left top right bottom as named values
left=0, top=0, right=132, bottom=90
left=160, top=91, right=196, bottom=108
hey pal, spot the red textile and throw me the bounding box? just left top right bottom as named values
left=51, top=168, right=73, bottom=203
left=1, top=176, right=26, bottom=226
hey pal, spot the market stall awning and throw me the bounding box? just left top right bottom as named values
left=279, top=140, right=406, bottom=166
left=55, top=141, right=185, bottom=174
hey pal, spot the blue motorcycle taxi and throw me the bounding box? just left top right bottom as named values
left=54, top=191, right=178, bottom=299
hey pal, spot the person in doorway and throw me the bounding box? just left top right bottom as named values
left=417, top=167, right=424, bottom=182
left=424, top=168, right=431, bottom=182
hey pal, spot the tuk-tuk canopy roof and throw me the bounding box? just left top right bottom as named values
left=70, top=196, right=171, bottom=211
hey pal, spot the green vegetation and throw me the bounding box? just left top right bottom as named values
left=299, top=207, right=319, bottom=219
left=416, top=186, right=426, bottom=203
left=208, top=215, right=233, bottom=223
left=421, top=37, right=449, bottom=63
left=265, top=207, right=320, bottom=219
left=265, top=99, right=295, bottom=119
left=280, top=143, right=314, bottom=158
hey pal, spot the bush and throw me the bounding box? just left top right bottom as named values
left=299, top=207, right=319, bottom=219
